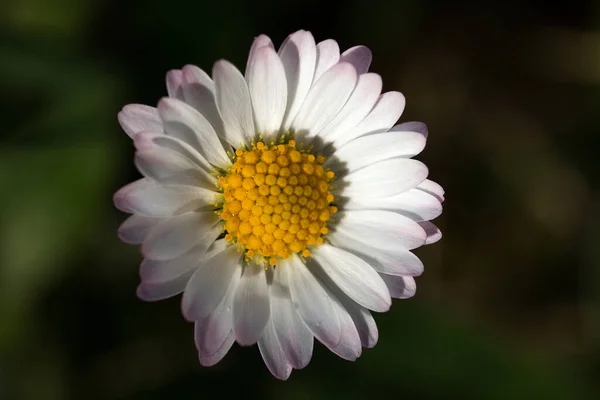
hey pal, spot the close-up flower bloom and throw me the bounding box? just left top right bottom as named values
left=114, top=29, right=444, bottom=380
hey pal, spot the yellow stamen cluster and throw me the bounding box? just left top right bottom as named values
left=218, top=140, right=337, bottom=265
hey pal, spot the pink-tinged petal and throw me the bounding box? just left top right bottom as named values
left=330, top=124, right=427, bottom=173
left=158, top=97, right=229, bottom=167
left=312, top=244, right=390, bottom=312
left=333, top=91, right=405, bottom=148
left=333, top=210, right=427, bottom=251
left=246, top=46, right=287, bottom=136
left=343, top=188, right=443, bottom=222
left=213, top=60, right=255, bottom=146
left=340, top=158, right=428, bottom=199
left=419, top=221, right=442, bottom=244
left=166, top=69, right=184, bottom=99
left=258, top=318, right=292, bottom=380
left=321, top=73, right=382, bottom=142
left=340, top=45, right=372, bottom=75
left=292, top=62, right=357, bottom=136
left=394, top=121, right=428, bottom=139
left=136, top=269, right=194, bottom=302
left=118, top=104, right=162, bottom=138
left=313, top=39, right=340, bottom=83
left=117, top=214, right=162, bottom=244
left=245, top=34, right=274, bottom=77
left=182, top=65, right=215, bottom=92
left=195, top=263, right=240, bottom=356
left=233, top=265, right=270, bottom=346
left=416, top=179, right=445, bottom=202
left=379, top=274, right=417, bottom=299
left=278, top=30, right=317, bottom=130
left=283, top=255, right=342, bottom=348
left=271, top=266, right=314, bottom=369
left=113, top=179, right=217, bottom=217
left=181, top=245, right=241, bottom=321
left=198, top=329, right=235, bottom=367
left=141, top=211, right=221, bottom=261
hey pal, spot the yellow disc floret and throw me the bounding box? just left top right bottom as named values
left=218, top=140, right=336, bottom=263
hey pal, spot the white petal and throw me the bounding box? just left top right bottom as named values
left=134, top=146, right=215, bottom=188
left=141, top=245, right=204, bottom=284
left=133, top=132, right=211, bottom=171
left=329, top=293, right=362, bottom=361
left=136, top=269, right=194, bottom=302
left=181, top=65, right=226, bottom=140
left=166, top=69, right=184, bottom=99
left=213, top=60, right=255, bottom=146
left=247, top=46, right=287, bottom=136
left=330, top=125, right=427, bottom=173
left=182, top=65, right=215, bottom=91
left=199, top=330, right=235, bottom=367
left=419, top=221, right=442, bottom=244
left=117, top=214, right=162, bottom=244
left=320, top=73, right=382, bottom=142
left=333, top=210, right=427, bottom=251
left=312, top=244, right=390, bottom=312
left=313, top=39, right=340, bottom=82
left=278, top=30, right=317, bottom=130
left=181, top=245, right=242, bottom=321
left=340, top=45, right=372, bottom=75
left=113, top=179, right=217, bottom=217
left=340, top=158, right=428, bottom=199
left=135, top=144, right=197, bottom=178
left=246, top=34, right=274, bottom=76
left=140, top=238, right=226, bottom=284
left=195, top=264, right=240, bottom=356
left=333, top=91, right=405, bottom=148
left=158, top=97, right=230, bottom=167
left=271, top=266, right=313, bottom=369
left=283, top=255, right=341, bottom=348
left=258, top=318, right=292, bottom=380
left=233, top=265, right=270, bottom=346
left=417, top=179, right=445, bottom=202
left=394, top=121, right=428, bottom=138
left=141, top=211, right=221, bottom=260
left=379, top=274, right=416, bottom=299
left=118, top=104, right=162, bottom=138
left=343, top=188, right=443, bottom=222
left=343, top=300, right=378, bottom=348
left=303, top=265, right=364, bottom=357
left=292, top=62, right=357, bottom=136
left=328, top=232, right=424, bottom=277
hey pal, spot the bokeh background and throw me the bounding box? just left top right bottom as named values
left=2, top=0, right=600, bottom=398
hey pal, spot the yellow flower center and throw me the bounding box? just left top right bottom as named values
left=218, top=140, right=337, bottom=265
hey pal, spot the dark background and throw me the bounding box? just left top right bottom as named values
left=1, top=0, right=599, bottom=398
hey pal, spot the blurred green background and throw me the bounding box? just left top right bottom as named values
left=1, top=0, right=600, bottom=398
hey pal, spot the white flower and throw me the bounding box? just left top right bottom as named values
left=114, top=30, right=444, bottom=380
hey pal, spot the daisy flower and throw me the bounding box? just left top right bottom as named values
left=114, top=30, right=444, bottom=379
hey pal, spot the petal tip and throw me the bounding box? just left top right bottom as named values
left=157, top=96, right=175, bottom=110
left=136, top=283, right=158, bottom=302
left=113, top=186, right=132, bottom=213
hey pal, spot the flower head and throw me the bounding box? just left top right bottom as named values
left=114, top=30, right=444, bottom=379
